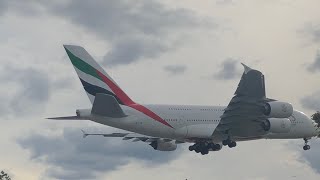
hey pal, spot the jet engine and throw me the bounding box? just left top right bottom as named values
left=263, top=118, right=291, bottom=133
left=263, top=101, right=293, bottom=118
left=149, top=140, right=177, bottom=151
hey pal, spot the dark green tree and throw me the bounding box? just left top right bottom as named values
left=311, top=111, right=320, bottom=127
left=0, top=171, right=11, bottom=180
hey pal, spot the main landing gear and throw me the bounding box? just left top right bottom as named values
left=222, top=138, right=237, bottom=148
left=189, top=142, right=221, bottom=155
left=303, top=138, right=311, bottom=151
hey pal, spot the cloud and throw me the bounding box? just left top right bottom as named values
left=5, top=0, right=214, bottom=67
left=17, top=128, right=183, bottom=180
left=307, top=51, right=320, bottom=73
left=300, top=23, right=320, bottom=44
left=50, top=0, right=212, bottom=67
left=290, top=139, right=320, bottom=174
left=103, top=37, right=169, bottom=67
left=216, top=0, right=234, bottom=5
left=9, top=69, right=50, bottom=116
left=0, top=66, right=50, bottom=117
left=213, top=58, right=242, bottom=80
left=163, top=65, right=187, bottom=75
left=0, top=65, right=73, bottom=118
left=0, top=0, right=8, bottom=15
left=300, top=91, right=320, bottom=111
left=50, top=0, right=201, bottom=39
left=0, top=0, right=43, bottom=16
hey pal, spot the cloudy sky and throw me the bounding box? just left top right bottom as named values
left=1, top=0, right=320, bottom=179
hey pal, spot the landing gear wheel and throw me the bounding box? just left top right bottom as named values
left=194, top=145, right=201, bottom=153
left=230, top=141, right=237, bottom=148
left=303, top=145, right=310, bottom=151
left=303, top=138, right=311, bottom=150
left=222, top=139, right=230, bottom=146
left=207, top=143, right=215, bottom=150
left=228, top=141, right=237, bottom=148
left=214, top=144, right=222, bottom=151
left=201, top=149, right=209, bottom=155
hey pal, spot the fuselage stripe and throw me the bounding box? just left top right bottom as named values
left=79, top=78, right=125, bottom=105
left=96, top=71, right=135, bottom=105
left=129, top=104, right=174, bottom=128
left=96, top=71, right=173, bottom=128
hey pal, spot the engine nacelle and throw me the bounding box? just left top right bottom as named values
left=150, top=140, right=177, bottom=151
left=263, top=101, right=293, bottom=118
left=263, top=118, right=291, bottom=133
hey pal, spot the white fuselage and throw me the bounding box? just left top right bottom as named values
left=83, top=104, right=319, bottom=143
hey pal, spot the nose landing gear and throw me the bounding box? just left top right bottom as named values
left=303, top=138, right=311, bottom=151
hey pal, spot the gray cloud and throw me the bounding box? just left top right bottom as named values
left=103, top=37, right=169, bottom=67
left=9, top=68, right=50, bottom=116
left=52, top=77, right=74, bottom=91
left=0, top=66, right=50, bottom=117
left=4, top=0, right=213, bottom=67
left=290, top=139, right=320, bottom=174
left=0, top=0, right=8, bottom=15
left=213, top=58, right=242, bottom=80
left=50, top=0, right=201, bottom=39
left=49, top=0, right=211, bottom=67
left=164, top=65, right=187, bottom=75
left=0, top=0, right=43, bottom=16
left=18, top=128, right=182, bottom=180
left=307, top=51, right=320, bottom=73
left=0, top=65, right=73, bottom=118
left=300, top=23, right=320, bottom=43
left=300, top=91, right=320, bottom=111
left=216, top=0, right=234, bottom=5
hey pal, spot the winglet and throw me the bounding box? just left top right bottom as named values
left=241, top=63, right=252, bottom=74
left=81, top=130, right=88, bottom=138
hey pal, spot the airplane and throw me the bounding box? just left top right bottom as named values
left=49, top=45, right=320, bottom=155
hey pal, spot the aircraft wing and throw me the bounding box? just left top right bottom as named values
left=81, top=130, right=176, bottom=143
left=215, top=63, right=273, bottom=138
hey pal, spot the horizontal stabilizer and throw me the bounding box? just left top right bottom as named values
left=81, top=130, right=129, bottom=138
left=91, top=93, right=127, bottom=118
left=47, top=116, right=85, bottom=120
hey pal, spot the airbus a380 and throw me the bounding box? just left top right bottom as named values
left=50, top=45, right=320, bottom=155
